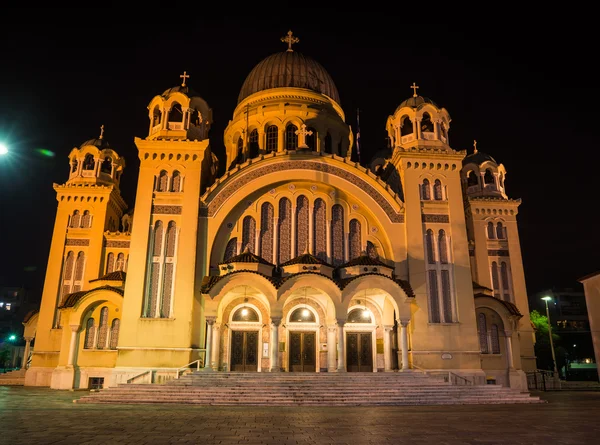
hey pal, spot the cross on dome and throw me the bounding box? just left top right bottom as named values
left=99, top=124, right=105, bottom=140
left=180, top=71, right=190, bottom=87
left=473, top=139, right=478, bottom=153
left=411, top=82, right=419, bottom=97
left=281, top=30, right=299, bottom=52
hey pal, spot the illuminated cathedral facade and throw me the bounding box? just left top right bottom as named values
left=22, top=31, right=536, bottom=391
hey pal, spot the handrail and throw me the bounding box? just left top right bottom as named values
left=175, top=359, right=202, bottom=379
left=448, top=371, right=472, bottom=385
left=127, top=370, right=151, bottom=384
left=412, top=365, right=472, bottom=385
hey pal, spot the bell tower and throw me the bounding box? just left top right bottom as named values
left=115, top=74, right=217, bottom=377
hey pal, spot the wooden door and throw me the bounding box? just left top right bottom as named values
left=289, top=331, right=316, bottom=372
left=346, top=332, right=373, bottom=372
left=230, top=331, right=259, bottom=372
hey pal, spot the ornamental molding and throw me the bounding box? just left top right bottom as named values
left=105, top=240, right=130, bottom=248
left=488, top=249, right=510, bottom=256
left=204, top=160, right=404, bottom=223
left=152, top=205, right=182, bottom=215
left=422, top=214, right=449, bottom=223
left=66, top=238, right=90, bottom=246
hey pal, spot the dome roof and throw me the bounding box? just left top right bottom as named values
left=463, top=151, right=497, bottom=166
left=79, top=138, right=110, bottom=150
left=161, top=85, right=200, bottom=98
left=238, top=51, right=340, bottom=104
left=397, top=95, right=438, bottom=109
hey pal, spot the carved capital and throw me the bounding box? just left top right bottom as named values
left=70, top=325, right=80, bottom=333
left=271, top=317, right=282, bottom=327
left=383, top=325, right=394, bottom=332
left=398, top=319, right=410, bottom=327
left=205, top=316, right=217, bottom=325
left=327, top=325, right=338, bottom=334
left=336, top=318, right=346, bottom=327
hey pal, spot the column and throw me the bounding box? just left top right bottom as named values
left=273, top=217, right=279, bottom=265
left=205, top=317, right=215, bottom=368
left=416, top=118, right=422, bottom=140
left=278, top=127, right=284, bottom=152
left=254, top=228, right=260, bottom=255
left=383, top=325, right=393, bottom=371
left=291, top=202, right=297, bottom=258
left=337, top=319, right=346, bottom=372
left=271, top=317, right=282, bottom=372
left=326, top=220, right=332, bottom=263
left=400, top=320, right=410, bottom=371
left=67, top=325, right=79, bottom=367
left=211, top=322, right=221, bottom=371
left=22, top=336, right=33, bottom=369
left=308, top=203, right=314, bottom=254
left=505, top=330, right=515, bottom=369
left=327, top=326, right=337, bottom=372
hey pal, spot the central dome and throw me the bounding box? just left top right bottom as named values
left=238, top=51, right=340, bottom=104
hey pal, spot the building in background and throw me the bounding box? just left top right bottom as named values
left=578, top=274, right=600, bottom=382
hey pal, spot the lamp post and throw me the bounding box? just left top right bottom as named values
left=542, top=296, right=561, bottom=386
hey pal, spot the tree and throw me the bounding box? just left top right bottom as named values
left=530, top=309, right=565, bottom=374
left=0, top=346, right=11, bottom=371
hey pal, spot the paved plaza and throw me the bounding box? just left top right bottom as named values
left=1, top=386, right=599, bottom=444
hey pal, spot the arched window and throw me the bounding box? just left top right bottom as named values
left=168, top=102, right=183, bottom=123
left=115, top=253, right=125, bottom=271
left=438, top=230, right=448, bottom=264
left=421, top=112, right=434, bottom=133
left=100, top=156, right=112, bottom=174
left=491, top=324, right=500, bottom=354
left=83, top=154, right=95, bottom=170
left=433, top=179, right=443, bottom=200
left=224, top=237, right=238, bottom=262
left=426, top=229, right=435, bottom=264
left=70, top=210, right=81, bottom=228
left=232, top=306, right=259, bottom=322
left=249, top=129, right=259, bottom=158
left=266, top=125, right=278, bottom=153
left=421, top=179, right=431, bottom=200
left=278, top=198, right=292, bottom=264
left=242, top=216, right=256, bottom=253
left=236, top=136, right=244, bottom=163
left=400, top=115, right=412, bottom=136
left=61, top=251, right=75, bottom=299
left=306, top=127, right=316, bottom=151
left=71, top=159, right=78, bottom=173
left=324, top=132, right=332, bottom=153
left=289, top=307, right=316, bottom=323
left=467, top=171, right=478, bottom=187
left=487, top=222, right=495, bottom=239
left=81, top=210, right=91, bottom=228
left=285, top=124, right=298, bottom=150
left=109, top=319, right=120, bottom=349
left=73, top=252, right=86, bottom=293
left=84, top=318, right=95, bottom=349
left=496, top=222, right=504, bottom=239
left=478, top=313, right=488, bottom=353
left=491, top=262, right=500, bottom=298
left=349, top=219, right=361, bottom=260
left=171, top=170, right=181, bottom=192
left=260, top=202, right=274, bottom=263
left=145, top=221, right=164, bottom=318
left=501, top=262, right=511, bottom=301
left=96, top=307, right=109, bottom=349
left=157, top=170, right=168, bottom=192
left=313, top=198, right=327, bottom=261
left=296, top=195, right=309, bottom=254
left=161, top=221, right=178, bottom=318
left=106, top=252, right=115, bottom=274
left=484, top=169, right=495, bottom=185
left=152, top=106, right=162, bottom=127
left=347, top=308, right=372, bottom=323
left=331, top=204, right=344, bottom=266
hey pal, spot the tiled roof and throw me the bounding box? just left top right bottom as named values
left=280, top=252, right=332, bottom=267
left=219, top=247, right=275, bottom=266
left=23, top=309, right=39, bottom=324
left=337, top=255, right=391, bottom=269
left=336, top=272, right=415, bottom=297
left=472, top=281, right=493, bottom=292
left=90, top=270, right=126, bottom=282
left=58, top=285, right=124, bottom=309
left=474, top=294, right=523, bottom=317
left=201, top=270, right=280, bottom=293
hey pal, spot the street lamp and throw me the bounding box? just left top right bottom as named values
left=542, top=296, right=560, bottom=382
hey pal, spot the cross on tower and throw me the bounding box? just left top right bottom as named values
left=99, top=124, right=105, bottom=139
left=296, top=124, right=313, bottom=149
left=180, top=71, right=190, bottom=87
left=473, top=139, right=478, bottom=153
left=281, top=30, right=299, bottom=52
left=411, top=82, right=419, bottom=97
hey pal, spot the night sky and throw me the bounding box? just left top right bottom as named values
left=0, top=12, right=597, bottom=303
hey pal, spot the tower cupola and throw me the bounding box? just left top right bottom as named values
left=386, top=83, right=451, bottom=150
left=146, top=71, right=213, bottom=141
left=461, top=140, right=508, bottom=199
left=67, top=125, right=125, bottom=188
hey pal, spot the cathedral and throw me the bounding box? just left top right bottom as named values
left=22, top=31, right=536, bottom=391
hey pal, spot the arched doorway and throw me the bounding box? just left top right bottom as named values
left=229, top=304, right=262, bottom=372
left=345, top=306, right=375, bottom=372
left=287, top=305, right=319, bottom=372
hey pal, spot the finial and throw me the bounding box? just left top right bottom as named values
left=180, top=71, right=190, bottom=87
left=99, top=124, right=105, bottom=140
left=411, top=82, right=419, bottom=97
left=281, top=30, right=299, bottom=52
left=473, top=139, right=478, bottom=153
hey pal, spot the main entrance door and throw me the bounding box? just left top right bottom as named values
left=346, top=332, right=373, bottom=372
left=230, top=330, right=259, bottom=372
left=289, top=331, right=316, bottom=372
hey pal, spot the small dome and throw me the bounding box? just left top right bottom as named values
left=397, top=95, right=438, bottom=109
left=161, top=85, right=200, bottom=98
left=79, top=138, right=110, bottom=150
left=463, top=151, right=497, bottom=166
left=238, top=51, right=340, bottom=104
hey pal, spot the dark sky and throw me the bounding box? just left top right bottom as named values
left=0, top=11, right=597, bottom=301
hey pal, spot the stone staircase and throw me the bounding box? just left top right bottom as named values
left=75, top=371, right=545, bottom=406
left=0, top=369, right=25, bottom=386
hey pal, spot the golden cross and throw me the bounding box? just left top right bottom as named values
left=180, top=71, right=190, bottom=87
left=411, top=82, right=419, bottom=97
left=281, top=30, right=299, bottom=52
left=473, top=139, right=478, bottom=153
left=99, top=124, right=105, bottom=139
